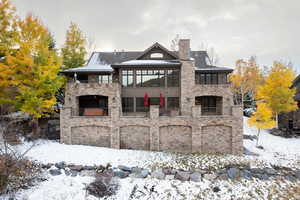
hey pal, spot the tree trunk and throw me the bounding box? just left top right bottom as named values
left=256, top=129, right=260, bottom=147
left=32, top=118, right=40, bottom=138
left=275, top=112, right=278, bottom=128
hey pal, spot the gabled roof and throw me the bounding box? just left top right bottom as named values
left=135, top=42, right=178, bottom=60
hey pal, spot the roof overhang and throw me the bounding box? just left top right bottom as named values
left=60, top=64, right=114, bottom=75
left=111, top=59, right=181, bottom=68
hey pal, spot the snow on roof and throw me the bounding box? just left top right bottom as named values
left=195, top=66, right=233, bottom=72
left=61, top=52, right=113, bottom=74
left=113, top=59, right=181, bottom=66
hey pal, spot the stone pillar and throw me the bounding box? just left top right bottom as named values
left=192, top=106, right=201, bottom=118
left=192, top=126, right=202, bottom=153
left=180, top=60, right=195, bottom=116
left=231, top=105, right=243, bottom=155
left=150, top=126, right=159, bottom=151
left=150, top=105, right=159, bottom=119
left=60, top=107, right=72, bottom=144
left=110, top=106, right=120, bottom=149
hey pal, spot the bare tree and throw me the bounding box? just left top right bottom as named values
left=86, top=36, right=97, bottom=60
left=170, top=34, right=180, bottom=51
left=198, top=42, right=220, bottom=65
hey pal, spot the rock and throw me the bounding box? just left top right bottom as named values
left=241, top=170, right=252, bottom=180
left=81, top=170, right=96, bottom=177
left=218, top=173, right=229, bottom=180
left=69, top=165, right=83, bottom=171
left=190, top=172, right=201, bottom=182
left=264, top=167, right=277, bottom=175
left=151, top=168, right=165, bottom=180
left=251, top=168, right=265, bottom=174
left=55, top=161, right=66, bottom=170
left=114, top=170, right=129, bottom=179
left=286, top=175, right=297, bottom=182
left=118, top=165, right=132, bottom=172
left=135, top=169, right=150, bottom=178
left=203, top=173, right=217, bottom=181
left=295, top=170, right=300, bottom=180
left=131, top=167, right=142, bottom=174
left=227, top=168, right=240, bottom=179
left=175, top=171, right=190, bottom=181
left=65, top=170, right=71, bottom=176
left=84, top=166, right=97, bottom=170
left=165, top=175, right=175, bottom=180
left=253, top=173, right=269, bottom=180
left=162, top=168, right=173, bottom=175
left=49, top=169, right=62, bottom=176
left=70, top=170, right=78, bottom=177
left=213, top=186, right=221, bottom=193
left=256, top=145, right=264, bottom=150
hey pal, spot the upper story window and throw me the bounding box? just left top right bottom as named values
left=195, top=73, right=228, bottom=84
left=136, top=70, right=165, bottom=87
left=167, top=69, right=180, bottom=87
left=122, top=70, right=133, bottom=87
left=99, top=74, right=112, bottom=84
left=150, top=53, right=163, bottom=59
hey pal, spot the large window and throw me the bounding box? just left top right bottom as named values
left=99, top=74, right=112, bottom=84
left=136, top=97, right=148, bottom=112
left=122, top=97, right=134, bottom=112
left=195, top=73, right=228, bottom=84
left=167, top=97, right=179, bottom=109
left=136, top=70, right=165, bottom=87
left=122, top=70, right=133, bottom=87
left=167, top=70, right=180, bottom=87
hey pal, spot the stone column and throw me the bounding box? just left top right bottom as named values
left=231, top=105, right=243, bottom=155
left=60, top=107, right=72, bottom=144
left=192, top=106, right=201, bottom=118
left=149, top=105, right=159, bottom=150
left=110, top=106, right=120, bottom=149
left=192, top=126, right=202, bottom=153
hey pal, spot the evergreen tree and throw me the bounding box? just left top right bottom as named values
left=61, top=22, right=87, bottom=69
left=256, top=62, right=298, bottom=127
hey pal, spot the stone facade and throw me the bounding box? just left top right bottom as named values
left=60, top=39, right=243, bottom=155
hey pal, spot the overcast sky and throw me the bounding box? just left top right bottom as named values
left=11, top=0, right=300, bottom=72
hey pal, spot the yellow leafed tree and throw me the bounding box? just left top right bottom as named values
left=230, top=57, right=264, bottom=105
left=2, top=14, right=64, bottom=135
left=248, top=102, right=276, bottom=146
left=256, top=62, right=297, bottom=127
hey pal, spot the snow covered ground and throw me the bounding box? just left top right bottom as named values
left=2, top=117, right=300, bottom=200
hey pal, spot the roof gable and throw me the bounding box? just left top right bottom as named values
left=136, top=42, right=178, bottom=60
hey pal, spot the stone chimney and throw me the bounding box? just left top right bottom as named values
left=178, top=39, right=190, bottom=60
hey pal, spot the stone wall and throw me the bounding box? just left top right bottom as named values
left=60, top=105, right=243, bottom=155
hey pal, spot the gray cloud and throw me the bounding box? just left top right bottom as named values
left=11, top=0, right=300, bottom=72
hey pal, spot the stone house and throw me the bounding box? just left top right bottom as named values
left=60, top=39, right=243, bottom=154
left=278, top=74, right=300, bottom=134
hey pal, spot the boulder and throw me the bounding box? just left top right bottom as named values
left=213, top=186, right=221, bottom=193
left=114, top=170, right=129, bottom=179
left=70, top=170, right=78, bottom=177
left=165, top=175, right=175, bottom=180
left=162, top=168, right=173, bottom=175
left=131, top=167, right=143, bottom=174
left=227, top=168, right=240, bottom=179
left=295, top=170, right=300, bottom=180
left=241, top=170, right=252, bottom=180
left=118, top=165, right=132, bottom=172
left=175, top=171, right=190, bottom=181
left=81, top=170, right=96, bottom=177
left=151, top=168, right=165, bottom=180
left=135, top=169, right=150, bottom=178
left=203, top=173, right=217, bottom=181
left=49, top=169, right=62, bottom=176
left=69, top=165, right=83, bottom=171
left=264, top=167, right=277, bottom=175
left=55, top=161, right=66, bottom=170
left=190, top=172, right=201, bottom=182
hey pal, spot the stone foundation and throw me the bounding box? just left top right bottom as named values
left=60, top=105, right=243, bottom=155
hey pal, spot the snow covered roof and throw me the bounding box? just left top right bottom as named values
left=195, top=65, right=233, bottom=73
left=112, top=59, right=181, bottom=67
left=60, top=53, right=113, bottom=74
